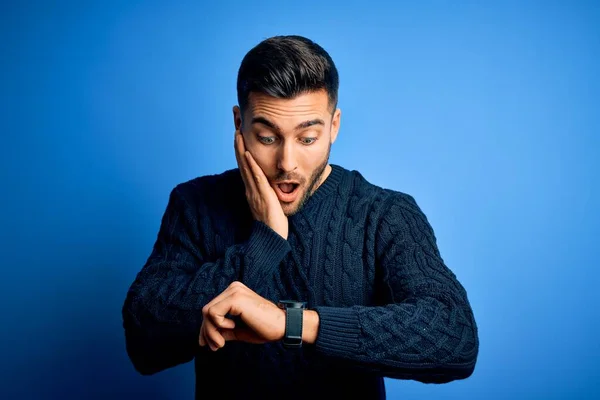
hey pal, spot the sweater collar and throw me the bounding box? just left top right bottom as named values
left=296, top=163, right=345, bottom=213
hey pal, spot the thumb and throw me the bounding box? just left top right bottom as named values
left=221, top=329, right=238, bottom=342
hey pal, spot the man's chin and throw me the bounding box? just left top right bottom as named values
left=277, top=186, right=306, bottom=216
left=280, top=201, right=300, bottom=217
left=280, top=192, right=310, bottom=216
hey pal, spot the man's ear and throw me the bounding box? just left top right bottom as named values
left=233, top=106, right=243, bottom=132
left=330, top=108, right=341, bottom=144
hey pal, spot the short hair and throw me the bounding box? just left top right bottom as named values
left=236, top=35, right=339, bottom=115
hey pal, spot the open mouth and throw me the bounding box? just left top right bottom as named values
left=274, top=182, right=300, bottom=202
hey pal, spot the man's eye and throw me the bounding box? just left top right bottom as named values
left=300, top=137, right=316, bottom=145
left=258, top=136, right=276, bottom=145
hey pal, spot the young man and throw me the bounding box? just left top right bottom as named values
left=122, top=35, right=479, bottom=399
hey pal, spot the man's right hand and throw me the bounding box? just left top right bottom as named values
left=234, top=130, right=288, bottom=240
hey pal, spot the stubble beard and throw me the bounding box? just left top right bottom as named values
left=282, top=141, right=331, bottom=217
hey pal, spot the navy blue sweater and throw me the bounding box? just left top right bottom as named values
left=122, top=164, right=479, bottom=399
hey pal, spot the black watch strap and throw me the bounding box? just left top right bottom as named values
left=278, top=300, right=305, bottom=348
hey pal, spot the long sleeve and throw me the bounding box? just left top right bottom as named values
left=313, top=194, right=479, bottom=383
left=122, top=184, right=290, bottom=375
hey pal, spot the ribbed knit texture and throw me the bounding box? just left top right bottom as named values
left=122, top=165, right=479, bottom=399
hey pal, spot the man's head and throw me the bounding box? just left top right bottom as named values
left=233, top=35, right=341, bottom=216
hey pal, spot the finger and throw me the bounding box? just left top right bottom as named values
left=202, top=281, right=246, bottom=313
left=235, top=132, right=257, bottom=194
left=245, top=151, right=272, bottom=195
left=200, top=319, right=228, bottom=348
left=204, top=294, right=246, bottom=346
left=201, top=283, right=246, bottom=350
left=199, top=322, right=206, bottom=346
left=201, top=324, right=218, bottom=351
left=200, top=310, right=218, bottom=349
left=206, top=312, right=236, bottom=330
left=199, top=321, right=215, bottom=349
left=221, top=328, right=238, bottom=342
left=233, top=131, right=246, bottom=173
left=218, top=317, right=236, bottom=329
left=203, top=317, right=225, bottom=350
left=205, top=296, right=244, bottom=342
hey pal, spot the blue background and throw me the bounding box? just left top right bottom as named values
left=2, top=1, right=599, bottom=399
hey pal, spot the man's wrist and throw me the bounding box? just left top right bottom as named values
left=302, top=310, right=319, bottom=344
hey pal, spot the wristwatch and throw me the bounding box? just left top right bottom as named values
left=277, top=300, right=306, bottom=348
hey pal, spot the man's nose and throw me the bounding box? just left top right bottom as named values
left=276, top=141, right=297, bottom=172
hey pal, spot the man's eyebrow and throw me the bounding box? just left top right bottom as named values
left=295, top=119, right=325, bottom=130
left=251, top=117, right=282, bottom=134
left=251, top=116, right=325, bottom=133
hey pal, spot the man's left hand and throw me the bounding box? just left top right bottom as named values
left=199, top=281, right=285, bottom=351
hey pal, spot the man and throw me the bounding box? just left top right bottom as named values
left=122, top=35, right=479, bottom=399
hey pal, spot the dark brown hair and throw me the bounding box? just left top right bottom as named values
left=236, top=35, right=339, bottom=114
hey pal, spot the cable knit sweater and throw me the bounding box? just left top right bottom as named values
left=122, top=164, right=479, bottom=399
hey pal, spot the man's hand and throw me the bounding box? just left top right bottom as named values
left=234, top=130, right=288, bottom=239
left=199, top=281, right=285, bottom=351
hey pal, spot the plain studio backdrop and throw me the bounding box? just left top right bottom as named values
left=1, top=1, right=598, bottom=399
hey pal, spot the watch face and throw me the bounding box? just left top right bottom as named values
left=279, top=300, right=305, bottom=308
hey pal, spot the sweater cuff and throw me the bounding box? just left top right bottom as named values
left=313, top=306, right=361, bottom=358
left=242, top=220, right=291, bottom=285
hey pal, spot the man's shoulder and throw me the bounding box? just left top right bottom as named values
left=170, top=168, right=244, bottom=206
left=175, top=168, right=241, bottom=189
left=344, top=167, right=423, bottom=215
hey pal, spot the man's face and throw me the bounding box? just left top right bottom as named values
left=233, top=89, right=341, bottom=216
